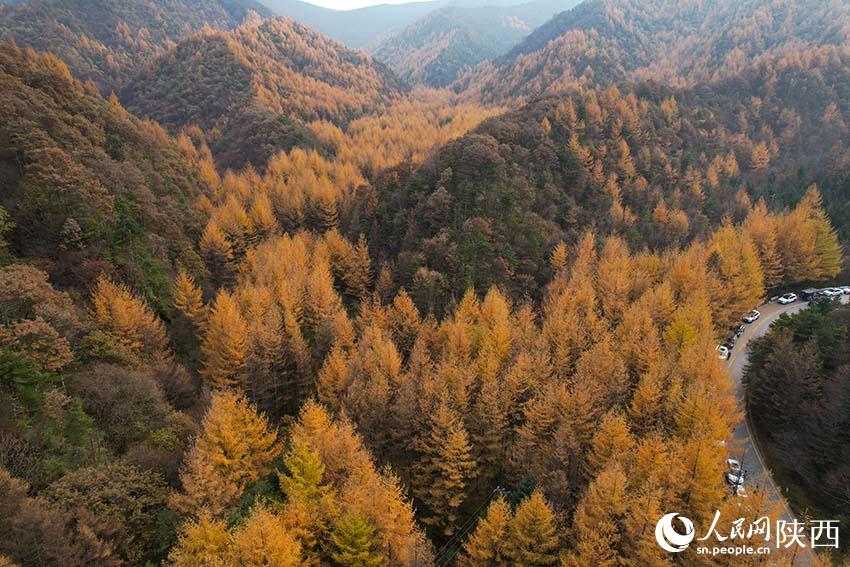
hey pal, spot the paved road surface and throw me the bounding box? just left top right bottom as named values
left=726, top=295, right=848, bottom=565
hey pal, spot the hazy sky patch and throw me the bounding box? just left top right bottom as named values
left=301, top=0, right=433, bottom=10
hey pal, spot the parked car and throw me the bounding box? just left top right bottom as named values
left=841, top=286, right=850, bottom=295
left=777, top=293, right=798, bottom=305
left=815, top=288, right=841, bottom=301
left=733, top=324, right=746, bottom=337
left=801, top=288, right=819, bottom=301
left=743, top=310, right=761, bottom=323
left=723, top=335, right=737, bottom=350
left=726, top=470, right=748, bottom=486
left=726, top=470, right=748, bottom=497
left=726, top=458, right=741, bottom=473
left=716, top=345, right=730, bottom=360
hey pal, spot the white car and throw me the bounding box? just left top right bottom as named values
left=716, top=345, right=730, bottom=360
left=726, top=458, right=741, bottom=473
left=743, top=310, right=761, bottom=323
left=841, top=286, right=850, bottom=295
left=726, top=472, right=745, bottom=486
left=726, top=471, right=747, bottom=486
left=822, top=288, right=843, bottom=297
left=777, top=293, right=797, bottom=305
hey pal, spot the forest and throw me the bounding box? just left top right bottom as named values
left=121, top=17, right=409, bottom=169
left=0, top=0, right=849, bottom=565
left=462, top=0, right=850, bottom=103
left=0, top=0, right=270, bottom=93
left=746, top=300, right=850, bottom=546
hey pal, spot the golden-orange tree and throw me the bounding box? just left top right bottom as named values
left=170, top=390, right=279, bottom=517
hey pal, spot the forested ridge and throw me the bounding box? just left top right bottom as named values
left=461, top=0, right=850, bottom=103
left=0, top=42, right=212, bottom=311
left=372, top=8, right=499, bottom=88
left=122, top=17, right=408, bottom=170
left=0, top=0, right=269, bottom=93
left=366, top=47, right=850, bottom=302
left=0, top=0, right=848, bottom=565
left=370, top=0, right=581, bottom=88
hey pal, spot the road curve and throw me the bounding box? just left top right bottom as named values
left=726, top=296, right=848, bottom=565
left=727, top=300, right=805, bottom=516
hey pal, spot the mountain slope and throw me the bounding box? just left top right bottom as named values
left=363, top=45, right=850, bottom=300
left=0, top=40, right=212, bottom=308
left=261, top=0, right=557, bottom=49
left=121, top=17, right=407, bottom=169
left=0, top=0, right=269, bottom=93
left=260, top=0, right=445, bottom=48
left=372, top=0, right=579, bottom=87
left=463, top=0, right=850, bottom=103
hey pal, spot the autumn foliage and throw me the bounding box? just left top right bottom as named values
left=0, top=1, right=848, bottom=565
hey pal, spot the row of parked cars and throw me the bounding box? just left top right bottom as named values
left=776, top=286, right=850, bottom=304
left=717, top=322, right=746, bottom=359
left=719, top=289, right=849, bottom=490
left=717, top=286, right=850, bottom=359
left=796, top=286, right=850, bottom=302
left=717, top=309, right=759, bottom=359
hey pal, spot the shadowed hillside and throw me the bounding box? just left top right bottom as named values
left=0, top=0, right=270, bottom=92
left=462, top=0, right=850, bottom=103
left=122, top=17, right=408, bottom=169
left=0, top=41, right=213, bottom=308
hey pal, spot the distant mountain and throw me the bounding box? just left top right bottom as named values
left=372, top=0, right=579, bottom=87
left=0, top=0, right=269, bottom=93
left=259, top=0, right=543, bottom=49
left=259, top=0, right=441, bottom=47
left=121, top=17, right=407, bottom=169
left=462, top=0, right=850, bottom=102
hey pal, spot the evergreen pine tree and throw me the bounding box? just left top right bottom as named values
left=229, top=507, right=302, bottom=566
left=800, top=185, right=843, bottom=279
left=199, top=290, right=248, bottom=389
left=458, top=496, right=512, bottom=567
left=330, top=514, right=383, bottom=567
left=414, top=401, right=478, bottom=536
left=743, top=199, right=783, bottom=288
left=173, top=269, right=206, bottom=326
left=170, top=391, right=279, bottom=517
left=505, top=491, right=559, bottom=566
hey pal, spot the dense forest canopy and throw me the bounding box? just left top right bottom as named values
left=0, top=0, right=848, bottom=565
left=121, top=17, right=408, bottom=169
left=461, top=0, right=850, bottom=103
left=746, top=301, right=850, bottom=533
left=0, top=0, right=269, bottom=93
left=0, top=42, right=210, bottom=310
left=364, top=48, right=850, bottom=302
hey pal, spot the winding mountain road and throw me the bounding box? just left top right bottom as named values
left=726, top=295, right=848, bottom=565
